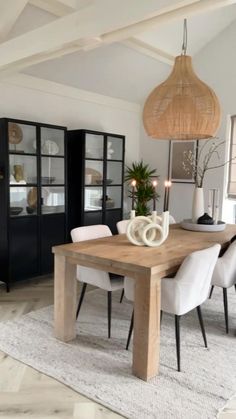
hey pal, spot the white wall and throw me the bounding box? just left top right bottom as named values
left=140, top=20, right=236, bottom=222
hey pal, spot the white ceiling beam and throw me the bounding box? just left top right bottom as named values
left=0, top=0, right=235, bottom=77
left=0, top=0, right=29, bottom=42
left=29, top=0, right=77, bottom=16
left=102, top=0, right=236, bottom=44
left=122, top=38, right=175, bottom=66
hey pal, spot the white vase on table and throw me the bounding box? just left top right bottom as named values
left=192, top=187, right=204, bottom=223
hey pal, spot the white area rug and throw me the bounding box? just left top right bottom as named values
left=0, top=287, right=235, bottom=419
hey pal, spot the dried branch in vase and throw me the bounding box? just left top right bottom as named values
left=182, top=139, right=235, bottom=188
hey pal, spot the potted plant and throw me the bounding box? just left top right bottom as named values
left=125, top=160, right=159, bottom=216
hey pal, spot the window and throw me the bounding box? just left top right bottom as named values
left=227, top=115, right=236, bottom=198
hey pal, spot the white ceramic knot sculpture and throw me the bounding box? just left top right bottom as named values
left=126, top=210, right=169, bottom=247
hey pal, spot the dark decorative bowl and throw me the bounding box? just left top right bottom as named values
left=26, top=206, right=36, bottom=214
left=197, top=212, right=214, bottom=225
left=10, top=206, right=23, bottom=216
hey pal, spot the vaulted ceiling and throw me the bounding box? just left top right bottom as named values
left=1, top=0, right=236, bottom=103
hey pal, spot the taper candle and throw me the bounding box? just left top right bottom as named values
left=131, top=180, right=136, bottom=210
left=166, top=181, right=172, bottom=211
left=163, top=180, right=168, bottom=211
left=152, top=179, right=158, bottom=211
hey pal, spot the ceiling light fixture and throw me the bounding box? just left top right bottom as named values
left=142, top=19, right=221, bottom=140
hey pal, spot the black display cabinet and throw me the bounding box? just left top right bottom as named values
left=0, top=118, right=67, bottom=291
left=67, top=129, right=125, bottom=235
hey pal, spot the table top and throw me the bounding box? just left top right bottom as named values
left=52, top=224, right=236, bottom=278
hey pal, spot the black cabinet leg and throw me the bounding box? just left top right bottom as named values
left=196, top=306, right=207, bottom=348
left=76, top=283, right=87, bottom=319
left=126, top=310, right=134, bottom=350
left=6, top=282, right=10, bottom=293
left=108, top=291, right=112, bottom=338
left=223, top=288, right=229, bottom=334
left=175, top=315, right=181, bottom=372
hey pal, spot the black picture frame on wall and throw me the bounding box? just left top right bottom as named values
left=168, top=140, right=198, bottom=184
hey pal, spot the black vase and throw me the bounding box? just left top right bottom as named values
left=197, top=212, right=214, bottom=225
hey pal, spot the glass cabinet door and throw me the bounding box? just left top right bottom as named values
left=107, top=136, right=123, bottom=160
left=40, top=127, right=65, bottom=214
left=105, top=186, right=122, bottom=209
left=85, top=133, right=104, bottom=159
left=106, top=161, right=122, bottom=185
left=10, top=186, right=38, bottom=216
left=84, top=187, right=103, bottom=211
left=40, top=127, right=64, bottom=156
left=85, top=160, right=103, bottom=185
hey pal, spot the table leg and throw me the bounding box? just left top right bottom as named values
left=54, top=254, right=77, bottom=342
left=132, top=273, right=161, bottom=381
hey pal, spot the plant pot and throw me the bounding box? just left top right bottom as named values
left=192, top=187, right=204, bottom=223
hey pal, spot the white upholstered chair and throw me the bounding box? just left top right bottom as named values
left=210, top=240, right=236, bottom=333
left=71, top=225, right=124, bottom=338
left=123, top=244, right=220, bottom=372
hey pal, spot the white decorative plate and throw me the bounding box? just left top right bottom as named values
left=181, top=219, right=226, bottom=232
left=42, top=140, right=59, bottom=155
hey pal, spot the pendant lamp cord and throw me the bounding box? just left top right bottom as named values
left=181, top=18, right=187, bottom=55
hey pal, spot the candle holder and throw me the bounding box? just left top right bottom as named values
left=126, top=210, right=169, bottom=247
left=208, top=188, right=220, bottom=224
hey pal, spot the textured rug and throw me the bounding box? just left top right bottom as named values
left=0, top=287, right=235, bottom=419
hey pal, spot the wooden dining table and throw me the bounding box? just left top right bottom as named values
left=53, top=224, right=236, bottom=381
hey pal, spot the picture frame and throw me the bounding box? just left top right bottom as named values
left=168, top=140, right=198, bottom=183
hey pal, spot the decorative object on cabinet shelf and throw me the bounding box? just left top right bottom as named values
left=85, top=168, right=102, bottom=184
left=42, top=140, right=59, bottom=155
left=9, top=123, right=23, bottom=146
left=27, top=187, right=37, bottom=208
left=197, top=213, right=214, bottom=225
left=126, top=210, right=169, bottom=247
left=99, top=195, right=115, bottom=209
left=107, top=141, right=114, bottom=159
left=95, top=179, right=113, bottom=185
left=13, top=164, right=24, bottom=182
left=125, top=160, right=159, bottom=216
left=26, top=206, right=36, bottom=214
left=10, top=206, right=23, bottom=216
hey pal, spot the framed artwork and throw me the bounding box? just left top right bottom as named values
left=168, top=140, right=198, bottom=183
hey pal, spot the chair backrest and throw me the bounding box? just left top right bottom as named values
left=116, top=219, right=130, bottom=234
left=71, top=224, right=112, bottom=242
left=70, top=225, right=112, bottom=289
left=174, top=244, right=220, bottom=311
left=212, top=240, right=236, bottom=288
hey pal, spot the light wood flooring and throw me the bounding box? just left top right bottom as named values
left=0, top=277, right=235, bottom=419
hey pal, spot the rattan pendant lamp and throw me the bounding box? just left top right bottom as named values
left=143, top=20, right=221, bottom=140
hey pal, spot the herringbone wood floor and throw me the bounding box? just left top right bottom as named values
left=0, top=278, right=235, bottom=419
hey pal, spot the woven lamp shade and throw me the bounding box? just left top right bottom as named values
left=143, top=55, right=221, bottom=140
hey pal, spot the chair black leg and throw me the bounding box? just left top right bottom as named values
left=234, top=284, right=236, bottom=292
left=120, top=289, right=124, bottom=303
left=76, top=283, right=87, bottom=319
left=126, top=310, right=134, bottom=350
left=196, top=306, right=207, bottom=348
left=175, top=315, right=181, bottom=372
left=107, top=291, right=112, bottom=338
left=209, top=285, right=214, bottom=299
left=223, top=288, right=229, bottom=334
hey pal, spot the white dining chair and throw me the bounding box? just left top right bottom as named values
left=123, top=244, right=220, bottom=372
left=71, top=225, right=124, bottom=338
left=210, top=240, right=236, bottom=333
